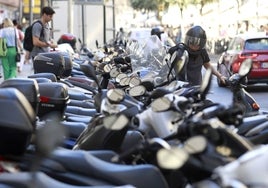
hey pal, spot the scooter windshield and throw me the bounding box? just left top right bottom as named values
left=126, top=35, right=173, bottom=84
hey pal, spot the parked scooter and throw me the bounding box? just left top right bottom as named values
left=223, top=58, right=260, bottom=117
left=191, top=144, right=268, bottom=188
left=22, top=115, right=168, bottom=188
left=0, top=93, right=141, bottom=187
left=216, top=58, right=268, bottom=144
left=72, top=47, right=191, bottom=151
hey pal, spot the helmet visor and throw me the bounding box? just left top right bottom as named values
left=185, top=36, right=206, bottom=49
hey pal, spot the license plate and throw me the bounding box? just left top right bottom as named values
left=262, top=62, right=268, bottom=68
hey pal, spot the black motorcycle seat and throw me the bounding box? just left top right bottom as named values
left=73, top=58, right=87, bottom=64
left=60, top=121, right=87, bottom=138
left=0, top=171, right=116, bottom=188
left=71, top=69, right=85, bottom=76
left=68, top=99, right=95, bottom=109
left=88, top=150, right=118, bottom=162
left=65, top=80, right=97, bottom=94
left=65, top=115, right=92, bottom=124
left=65, top=106, right=97, bottom=117
left=67, top=77, right=94, bottom=85
left=244, top=121, right=268, bottom=137
left=68, top=91, right=93, bottom=101
left=44, top=149, right=169, bottom=188
left=237, top=114, right=268, bottom=135
left=247, top=128, right=268, bottom=145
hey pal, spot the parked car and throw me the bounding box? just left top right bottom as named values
left=217, top=32, right=268, bottom=87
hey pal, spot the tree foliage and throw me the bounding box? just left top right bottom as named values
left=130, top=0, right=218, bottom=16
left=167, top=0, right=217, bottom=15
left=130, top=0, right=159, bottom=12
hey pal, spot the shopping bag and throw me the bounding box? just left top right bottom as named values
left=15, top=52, right=21, bottom=62
left=0, top=38, right=7, bottom=57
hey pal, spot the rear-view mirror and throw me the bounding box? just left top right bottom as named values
left=157, top=147, right=189, bottom=170
left=183, top=136, right=208, bottom=154
left=103, top=64, right=113, bottom=73
left=110, top=67, right=120, bottom=78
left=103, top=114, right=129, bottom=130
left=200, top=67, right=212, bottom=99
left=129, top=77, right=141, bottom=87
left=106, top=88, right=125, bottom=103
left=115, top=73, right=127, bottom=83
left=239, top=58, right=252, bottom=77
left=173, top=50, right=188, bottom=76
left=151, top=96, right=172, bottom=112
left=119, top=77, right=130, bottom=86
left=128, top=85, right=146, bottom=97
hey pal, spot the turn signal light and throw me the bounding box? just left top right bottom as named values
left=252, top=102, right=260, bottom=110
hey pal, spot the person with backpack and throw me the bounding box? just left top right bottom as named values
left=0, top=18, right=21, bottom=80
left=26, top=6, right=57, bottom=60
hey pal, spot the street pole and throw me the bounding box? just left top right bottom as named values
left=103, top=4, right=106, bottom=44
left=18, top=0, right=22, bottom=23
left=81, top=4, right=85, bottom=45
left=256, top=0, right=259, bottom=27
left=68, top=0, right=73, bottom=34
left=29, top=0, right=34, bottom=24
left=112, top=0, right=115, bottom=38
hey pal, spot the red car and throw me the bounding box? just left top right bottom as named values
left=217, top=33, right=268, bottom=87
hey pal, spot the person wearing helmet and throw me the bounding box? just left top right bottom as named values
left=151, top=26, right=175, bottom=47
left=170, top=25, right=226, bottom=86
left=151, top=27, right=164, bottom=40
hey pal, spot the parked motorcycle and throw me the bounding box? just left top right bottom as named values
left=1, top=47, right=268, bottom=188
left=0, top=96, right=142, bottom=187
left=222, top=58, right=260, bottom=117
left=191, top=144, right=268, bottom=188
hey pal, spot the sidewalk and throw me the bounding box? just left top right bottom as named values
left=17, top=62, right=34, bottom=78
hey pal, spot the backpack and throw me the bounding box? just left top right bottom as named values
left=0, top=38, right=7, bottom=57
left=23, top=20, right=44, bottom=52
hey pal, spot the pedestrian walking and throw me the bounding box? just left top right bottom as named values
left=13, top=19, right=24, bottom=72
left=0, top=18, right=21, bottom=80
left=115, top=27, right=125, bottom=45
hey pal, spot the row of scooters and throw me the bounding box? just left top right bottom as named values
left=0, top=39, right=268, bottom=188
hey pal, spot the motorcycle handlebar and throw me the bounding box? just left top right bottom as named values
left=111, top=138, right=167, bottom=163
left=111, top=141, right=148, bottom=163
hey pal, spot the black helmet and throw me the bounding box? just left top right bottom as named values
left=151, top=26, right=164, bottom=40
left=184, top=25, right=207, bottom=50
